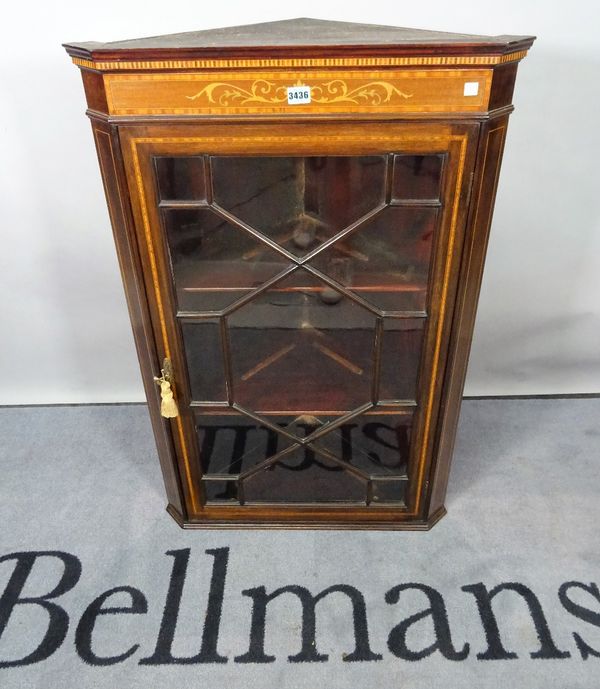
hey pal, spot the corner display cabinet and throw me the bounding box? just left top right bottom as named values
left=64, top=18, right=534, bottom=529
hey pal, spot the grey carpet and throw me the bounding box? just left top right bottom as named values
left=0, top=399, right=599, bottom=688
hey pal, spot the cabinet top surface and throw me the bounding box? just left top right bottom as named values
left=64, top=17, right=534, bottom=60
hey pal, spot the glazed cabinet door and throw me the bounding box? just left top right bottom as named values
left=120, top=121, right=478, bottom=526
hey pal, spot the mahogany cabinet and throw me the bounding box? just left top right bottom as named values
left=64, top=18, right=534, bottom=529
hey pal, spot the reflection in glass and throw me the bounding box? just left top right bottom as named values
left=391, top=154, right=444, bottom=201
left=313, top=412, right=412, bottom=477
left=228, top=270, right=375, bottom=413
left=243, top=447, right=366, bottom=503
left=155, top=156, right=207, bottom=201
left=212, top=156, right=386, bottom=256
left=162, top=208, right=288, bottom=311
left=379, top=319, right=425, bottom=401
left=311, top=206, right=437, bottom=312
left=196, top=415, right=294, bottom=475
left=196, top=411, right=411, bottom=479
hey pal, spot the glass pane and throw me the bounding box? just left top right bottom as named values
left=228, top=270, right=375, bottom=413
left=153, top=150, right=447, bottom=508
left=181, top=321, right=227, bottom=401
left=211, top=156, right=386, bottom=257
left=155, top=156, right=207, bottom=201
left=162, top=207, right=288, bottom=311
left=379, top=319, right=425, bottom=402
left=243, top=447, right=366, bottom=503
left=303, top=156, right=386, bottom=233
left=196, top=415, right=295, bottom=475
left=309, top=207, right=438, bottom=312
left=391, top=154, right=444, bottom=201
left=203, top=479, right=239, bottom=503
left=312, top=411, right=412, bottom=477
left=371, top=479, right=407, bottom=504
left=195, top=409, right=411, bottom=480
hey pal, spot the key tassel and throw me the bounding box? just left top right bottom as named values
left=154, top=371, right=179, bottom=418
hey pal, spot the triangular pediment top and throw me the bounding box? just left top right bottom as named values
left=64, top=17, right=535, bottom=60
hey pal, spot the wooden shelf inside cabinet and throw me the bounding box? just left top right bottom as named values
left=64, top=17, right=534, bottom=529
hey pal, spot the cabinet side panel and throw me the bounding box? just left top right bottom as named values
left=91, top=120, right=185, bottom=517
left=488, top=62, right=518, bottom=111
left=428, top=115, right=509, bottom=514
left=81, top=70, right=109, bottom=114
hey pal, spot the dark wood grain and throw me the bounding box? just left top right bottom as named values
left=64, top=17, right=534, bottom=61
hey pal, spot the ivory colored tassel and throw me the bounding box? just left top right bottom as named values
left=155, top=378, right=179, bottom=418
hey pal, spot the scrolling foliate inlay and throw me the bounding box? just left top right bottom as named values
left=103, top=69, right=492, bottom=115
left=186, top=79, right=413, bottom=106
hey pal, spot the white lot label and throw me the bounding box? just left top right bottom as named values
left=463, top=81, right=479, bottom=97
left=287, top=85, right=311, bottom=104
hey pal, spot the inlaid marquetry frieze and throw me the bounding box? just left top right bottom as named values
left=103, top=69, right=493, bottom=115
